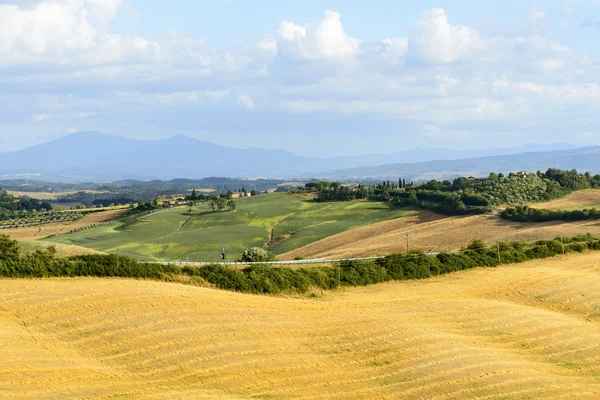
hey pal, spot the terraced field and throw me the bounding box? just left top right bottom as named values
left=46, top=194, right=415, bottom=261
left=2, top=253, right=600, bottom=399
left=1, top=209, right=127, bottom=241
left=281, top=211, right=600, bottom=260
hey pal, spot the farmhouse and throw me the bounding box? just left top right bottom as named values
left=231, top=192, right=252, bottom=199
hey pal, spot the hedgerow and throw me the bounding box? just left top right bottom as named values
left=1, top=233, right=599, bottom=295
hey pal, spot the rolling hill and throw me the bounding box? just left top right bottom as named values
left=45, top=193, right=415, bottom=261
left=2, top=253, right=600, bottom=398
left=280, top=209, right=600, bottom=260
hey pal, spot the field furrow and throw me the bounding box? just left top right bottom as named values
left=3, top=253, right=600, bottom=398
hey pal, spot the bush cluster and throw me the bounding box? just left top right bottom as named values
left=502, top=206, right=600, bottom=222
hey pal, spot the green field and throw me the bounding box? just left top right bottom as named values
left=45, top=193, right=415, bottom=262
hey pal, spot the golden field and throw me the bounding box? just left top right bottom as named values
left=535, top=189, right=600, bottom=210
left=2, top=253, right=600, bottom=399
left=281, top=211, right=600, bottom=260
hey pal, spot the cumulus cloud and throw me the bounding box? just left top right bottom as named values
left=0, top=1, right=96, bottom=56
left=407, top=8, right=482, bottom=66
left=276, top=11, right=358, bottom=61
left=2, top=5, right=599, bottom=153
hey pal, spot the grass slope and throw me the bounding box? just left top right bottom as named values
left=46, top=193, right=415, bottom=261
left=2, top=253, right=600, bottom=399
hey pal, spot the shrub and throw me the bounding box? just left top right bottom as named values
left=240, top=247, right=276, bottom=263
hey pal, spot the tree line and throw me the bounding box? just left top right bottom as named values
left=297, top=169, right=600, bottom=217
left=0, top=188, right=53, bottom=221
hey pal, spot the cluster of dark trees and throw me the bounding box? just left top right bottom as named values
left=0, top=189, right=53, bottom=221
left=502, top=206, right=600, bottom=222
left=186, top=190, right=237, bottom=212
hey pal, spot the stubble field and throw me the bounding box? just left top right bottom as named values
left=280, top=211, right=600, bottom=260
left=2, top=253, right=600, bottom=399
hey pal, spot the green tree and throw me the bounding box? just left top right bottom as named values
left=217, top=197, right=227, bottom=211
left=240, top=247, right=276, bottom=263
left=227, top=199, right=237, bottom=211
left=0, top=235, right=20, bottom=261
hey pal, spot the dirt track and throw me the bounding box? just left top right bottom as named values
left=2, top=253, right=600, bottom=398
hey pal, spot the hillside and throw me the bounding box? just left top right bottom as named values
left=534, top=189, right=600, bottom=210
left=322, top=147, right=600, bottom=180
left=0, top=131, right=588, bottom=181
left=280, top=211, right=600, bottom=260
left=2, top=253, right=600, bottom=398
left=45, top=193, right=415, bottom=261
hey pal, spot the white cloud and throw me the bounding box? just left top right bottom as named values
left=407, top=8, right=482, bottom=66
left=257, top=37, right=277, bottom=54
left=277, top=11, right=358, bottom=61
left=537, top=59, right=564, bottom=72
left=277, top=21, right=306, bottom=41
left=34, top=114, right=49, bottom=122
left=0, top=1, right=96, bottom=56
left=64, top=127, right=78, bottom=134
left=86, top=0, right=123, bottom=24
left=237, top=95, right=255, bottom=110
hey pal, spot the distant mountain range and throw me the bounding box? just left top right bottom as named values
left=0, top=131, right=596, bottom=182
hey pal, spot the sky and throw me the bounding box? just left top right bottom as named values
left=2, top=0, right=600, bottom=157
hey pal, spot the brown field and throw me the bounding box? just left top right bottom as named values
left=17, top=240, right=104, bottom=256
left=280, top=211, right=600, bottom=260
left=2, top=253, right=600, bottom=399
left=7, top=190, right=108, bottom=200
left=1, top=209, right=127, bottom=241
left=535, top=189, right=600, bottom=210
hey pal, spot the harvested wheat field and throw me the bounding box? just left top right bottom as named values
left=2, top=253, right=600, bottom=399
left=1, top=209, right=127, bottom=241
left=535, top=189, right=600, bottom=210
left=281, top=211, right=600, bottom=260
left=17, top=240, right=104, bottom=256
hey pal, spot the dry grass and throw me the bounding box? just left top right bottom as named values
left=2, top=253, right=600, bottom=398
left=534, top=189, right=600, bottom=210
left=280, top=211, right=600, bottom=260
left=1, top=209, right=127, bottom=241
left=17, top=240, right=104, bottom=256
left=7, top=190, right=108, bottom=200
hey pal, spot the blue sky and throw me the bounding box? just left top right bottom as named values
left=2, top=0, right=600, bottom=156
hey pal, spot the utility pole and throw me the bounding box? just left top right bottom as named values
left=497, top=243, right=501, bottom=263
left=561, top=235, right=565, bottom=254
left=116, top=247, right=119, bottom=270
left=406, top=233, right=409, bottom=255
left=337, top=263, right=341, bottom=284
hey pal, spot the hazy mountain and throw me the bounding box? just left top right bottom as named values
left=0, top=131, right=590, bottom=181
left=319, top=147, right=600, bottom=181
